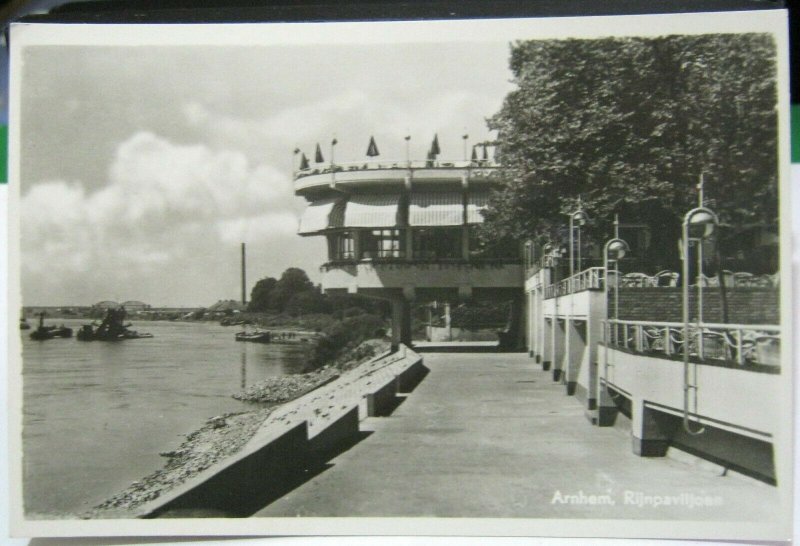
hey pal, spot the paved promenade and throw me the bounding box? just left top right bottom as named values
left=256, top=351, right=779, bottom=519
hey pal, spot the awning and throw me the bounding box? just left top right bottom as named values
left=343, top=194, right=401, bottom=228
left=298, top=198, right=341, bottom=234
left=466, top=192, right=490, bottom=224
left=409, top=192, right=464, bottom=226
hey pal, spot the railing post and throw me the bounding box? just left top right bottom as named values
left=623, top=323, right=629, bottom=349
left=664, top=327, right=671, bottom=356
left=736, top=328, right=744, bottom=365
left=697, top=328, right=704, bottom=360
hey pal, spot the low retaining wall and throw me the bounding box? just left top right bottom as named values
left=137, top=345, right=426, bottom=518
left=598, top=345, right=780, bottom=484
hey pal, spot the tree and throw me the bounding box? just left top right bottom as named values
left=248, top=276, right=278, bottom=312
left=481, top=34, right=778, bottom=270
left=284, top=291, right=329, bottom=316
left=270, top=268, right=316, bottom=312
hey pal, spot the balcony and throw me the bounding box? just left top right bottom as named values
left=294, top=159, right=501, bottom=194
left=319, top=259, right=523, bottom=292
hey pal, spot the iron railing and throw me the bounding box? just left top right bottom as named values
left=604, top=319, right=780, bottom=368
left=295, top=158, right=500, bottom=178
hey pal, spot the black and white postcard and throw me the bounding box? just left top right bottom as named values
left=6, top=9, right=793, bottom=541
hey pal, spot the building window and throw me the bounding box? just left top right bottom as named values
left=361, top=229, right=404, bottom=259
left=412, top=228, right=462, bottom=260
left=329, top=232, right=355, bottom=261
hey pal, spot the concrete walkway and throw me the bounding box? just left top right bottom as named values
left=255, top=351, right=779, bottom=519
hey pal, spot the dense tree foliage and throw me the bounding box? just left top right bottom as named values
left=247, top=277, right=278, bottom=312
left=269, top=268, right=315, bottom=312
left=248, top=268, right=389, bottom=316
left=482, top=34, right=778, bottom=268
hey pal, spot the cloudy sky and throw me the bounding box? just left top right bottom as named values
left=19, top=40, right=514, bottom=307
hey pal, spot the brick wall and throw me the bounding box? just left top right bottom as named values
left=615, top=287, right=779, bottom=324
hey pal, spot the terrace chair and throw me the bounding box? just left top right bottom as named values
left=732, top=271, right=755, bottom=287
left=654, top=270, right=679, bottom=287
left=696, top=273, right=717, bottom=287
left=621, top=272, right=651, bottom=288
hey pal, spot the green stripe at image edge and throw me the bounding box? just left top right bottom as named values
left=793, top=105, right=800, bottom=164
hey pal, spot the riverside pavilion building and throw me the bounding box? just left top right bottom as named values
left=294, top=138, right=524, bottom=349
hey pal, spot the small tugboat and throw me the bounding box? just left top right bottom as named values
left=234, top=329, right=315, bottom=344
left=76, top=307, right=153, bottom=341
left=29, top=313, right=73, bottom=340
left=235, top=330, right=271, bottom=343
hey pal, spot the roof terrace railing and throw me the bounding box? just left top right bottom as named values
left=604, top=318, right=780, bottom=369
left=295, top=158, right=500, bottom=179
left=543, top=268, right=778, bottom=299
left=544, top=267, right=605, bottom=299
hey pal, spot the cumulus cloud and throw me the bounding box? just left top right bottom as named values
left=21, top=132, right=302, bottom=305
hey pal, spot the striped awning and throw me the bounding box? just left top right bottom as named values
left=343, top=194, right=401, bottom=228
left=466, top=192, right=490, bottom=224
left=409, top=192, right=464, bottom=226
left=298, top=198, right=341, bottom=234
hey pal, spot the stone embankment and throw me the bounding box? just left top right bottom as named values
left=88, top=338, right=412, bottom=518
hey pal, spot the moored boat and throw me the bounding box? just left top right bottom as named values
left=29, top=313, right=73, bottom=340
left=76, top=307, right=152, bottom=341
left=235, top=330, right=271, bottom=343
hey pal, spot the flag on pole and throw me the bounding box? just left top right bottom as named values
left=315, top=143, right=324, bottom=163
left=299, top=153, right=309, bottom=170
left=293, top=148, right=300, bottom=155
left=430, top=134, right=441, bottom=156
left=366, top=136, right=380, bottom=157
left=332, top=138, right=338, bottom=146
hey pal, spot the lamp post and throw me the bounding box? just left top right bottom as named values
left=603, top=237, right=629, bottom=381
left=568, top=207, right=589, bottom=278
left=681, top=206, right=719, bottom=436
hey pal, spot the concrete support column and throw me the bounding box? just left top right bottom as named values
left=528, top=290, right=536, bottom=357
left=461, top=225, right=470, bottom=260
left=405, top=228, right=414, bottom=261
left=535, top=287, right=544, bottom=363
left=552, top=319, right=566, bottom=382
left=584, top=291, right=605, bottom=412
left=596, top=379, right=618, bottom=427
left=542, top=317, right=553, bottom=371
left=565, top=319, right=586, bottom=396
left=390, top=296, right=412, bottom=351
left=631, top=399, right=676, bottom=457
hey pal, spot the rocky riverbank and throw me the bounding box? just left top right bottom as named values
left=88, top=338, right=390, bottom=517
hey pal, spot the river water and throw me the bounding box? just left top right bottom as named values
left=20, top=319, right=309, bottom=517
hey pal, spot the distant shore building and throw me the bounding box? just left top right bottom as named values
left=92, top=300, right=121, bottom=311
left=121, top=300, right=151, bottom=312
left=294, top=137, right=523, bottom=349
left=92, top=300, right=151, bottom=312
